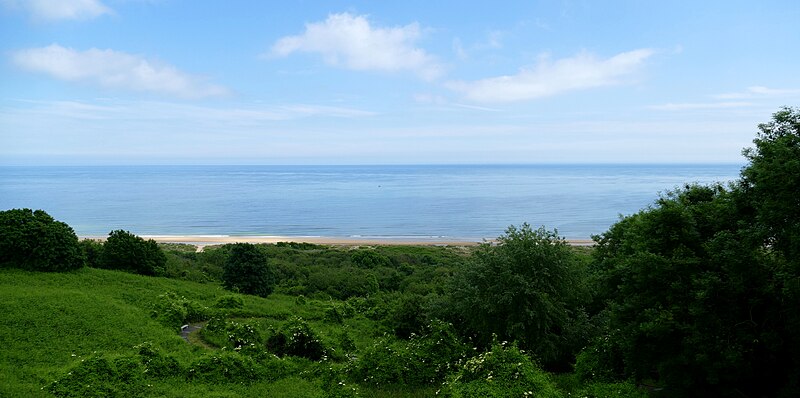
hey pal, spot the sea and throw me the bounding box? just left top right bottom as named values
left=0, top=164, right=743, bottom=240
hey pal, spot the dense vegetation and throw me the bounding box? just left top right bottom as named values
left=0, top=208, right=83, bottom=271
left=0, top=107, right=797, bottom=397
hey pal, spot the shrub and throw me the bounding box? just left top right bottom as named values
left=576, top=381, right=648, bottom=398
left=222, top=243, right=275, bottom=297
left=439, top=341, right=561, bottom=398
left=79, top=239, right=104, bottom=269
left=0, top=208, right=83, bottom=271
left=384, top=293, right=428, bottom=338
left=214, top=294, right=245, bottom=309
left=321, top=365, right=361, bottom=398
left=201, top=316, right=262, bottom=352
left=351, top=320, right=468, bottom=387
left=306, top=266, right=379, bottom=299
left=350, top=249, right=391, bottom=269
left=187, top=351, right=264, bottom=383
left=149, top=292, right=208, bottom=330
left=266, top=317, right=328, bottom=360
left=48, top=356, right=145, bottom=397
left=99, top=230, right=166, bottom=275
left=135, top=342, right=183, bottom=378
left=574, top=328, right=627, bottom=383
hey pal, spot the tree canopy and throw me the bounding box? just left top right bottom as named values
left=0, top=208, right=84, bottom=272
left=587, top=107, right=800, bottom=397
left=447, top=224, right=587, bottom=367
left=222, top=243, right=276, bottom=297
left=98, top=230, right=166, bottom=276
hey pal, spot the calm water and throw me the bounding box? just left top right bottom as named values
left=0, top=164, right=743, bottom=240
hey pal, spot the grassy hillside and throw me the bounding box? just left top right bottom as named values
left=1, top=243, right=642, bottom=398
left=0, top=267, right=337, bottom=397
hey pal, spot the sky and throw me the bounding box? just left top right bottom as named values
left=1, top=0, right=799, bottom=165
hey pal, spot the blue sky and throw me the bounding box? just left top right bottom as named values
left=1, top=0, right=798, bottom=165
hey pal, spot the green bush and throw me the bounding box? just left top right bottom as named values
left=99, top=230, right=166, bottom=276
left=350, top=249, right=391, bottom=269
left=574, top=327, right=626, bottom=383
left=222, top=243, right=276, bottom=297
left=576, top=381, right=648, bottom=398
left=79, top=239, right=104, bottom=269
left=439, top=341, right=561, bottom=398
left=266, top=317, right=329, bottom=360
left=201, top=316, right=262, bottom=352
left=351, top=320, right=468, bottom=387
left=149, top=291, right=208, bottom=330
left=306, top=266, right=379, bottom=299
left=48, top=356, right=145, bottom=397
left=214, top=294, right=245, bottom=309
left=384, top=293, right=428, bottom=338
left=187, top=351, right=265, bottom=383
left=0, top=208, right=84, bottom=272
left=135, top=342, right=183, bottom=378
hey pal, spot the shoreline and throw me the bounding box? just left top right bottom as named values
left=80, top=235, right=595, bottom=248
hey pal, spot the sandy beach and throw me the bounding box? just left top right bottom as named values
left=81, top=235, right=595, bottom=250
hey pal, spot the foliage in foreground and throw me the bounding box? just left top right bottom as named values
left=439, top=341, right=561, bottom=398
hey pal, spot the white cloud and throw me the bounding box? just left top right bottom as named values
left=2, top=0, right=112, bottom=21
left=11, top=44, right=230, bottom=99
left=713, top=86, right=800, bottom=99
left=446, top=49, right=654, bottom=102
left=649, top=101, right=755, bottom=111
left=270, top=12, right=443, bottom=80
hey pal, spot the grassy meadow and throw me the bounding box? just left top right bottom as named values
left=0, top=245, right=473, bottom=397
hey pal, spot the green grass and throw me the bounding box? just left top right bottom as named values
left=0, top=244, right=609, bottom=397
left=0, top=267, right=441, bottom=397
left=0, top=268, right=189, bottom=395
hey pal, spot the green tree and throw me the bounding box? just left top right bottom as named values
left=742, top=106, right=800, bottom=260
left=222, top=243, right=275, bottom=297
left=590, top=178, right=800, bottom=396
left=448, top=223, right=586, bottom=366
left=0, top=208, right=84, bottom=271
left=740, top=106, right=800, bottom=397
left=98, top=230, right=166, bottom=275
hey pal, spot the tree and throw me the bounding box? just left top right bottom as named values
left=741, top=106, right=800, bottom=260
left=447, top=224, right=586, bottom=367
left=590, top=178, right=800, bottom=395
left=0, top=208, right=84, bottom=271
left=740, top=107, right=800, bottom=397
left=222, top=243, right=275, bottom=297
left=99, top=230, right=166, bottom=276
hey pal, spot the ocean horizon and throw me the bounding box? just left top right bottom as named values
left=0, top=164, right=744, bottom=240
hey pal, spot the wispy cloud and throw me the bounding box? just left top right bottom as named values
left=413, top=93, right=501, bottom=112
left=1, top=0, right=112, bottom=21
left=2, top=99, right=375, bottom=123
left=446, top=49, right=654, bottom=102
left=649, top=101, right=755, bottom=111
left=11, top=44, right=230, bottom=99
left=713, top=86, right=800, bottom=99
left=270, top=12, right=443, bottom=80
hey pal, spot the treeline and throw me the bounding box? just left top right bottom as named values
left=2, top=108, right=798, bottom=397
